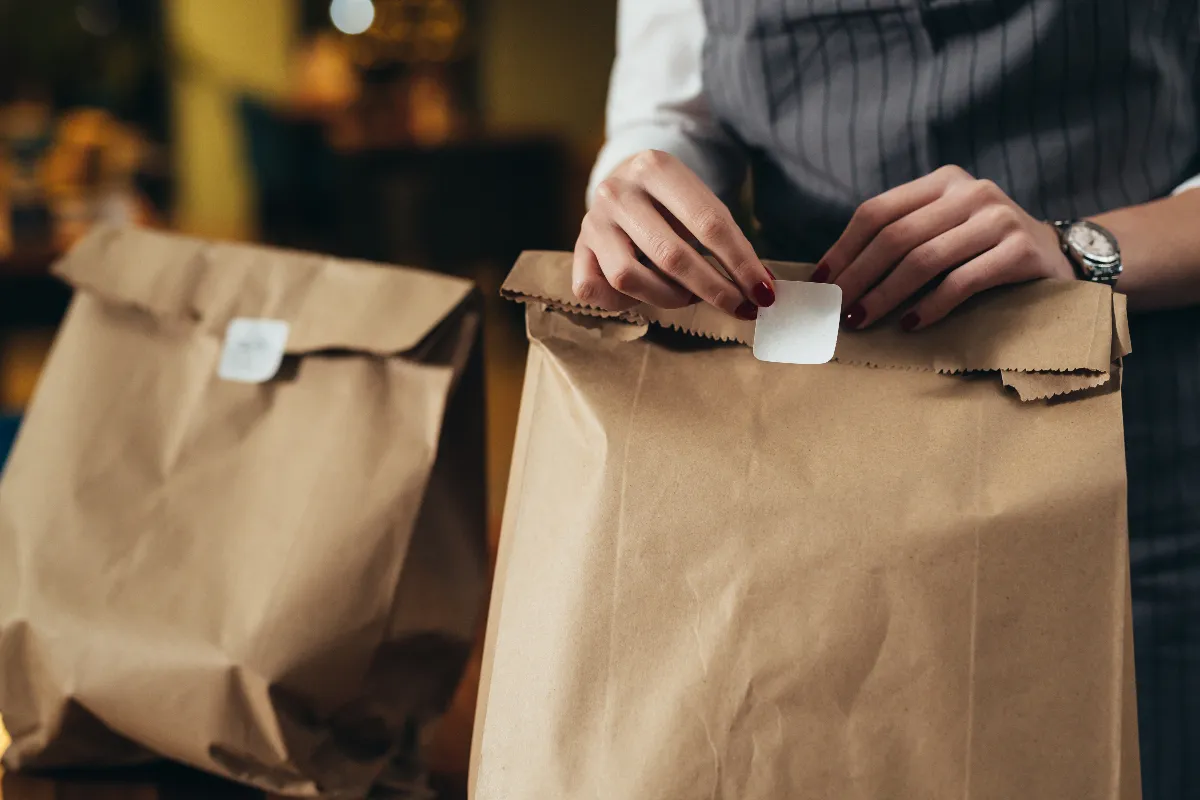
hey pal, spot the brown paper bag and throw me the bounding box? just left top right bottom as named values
left=0, top=227, right=489, bottom=798
left=471, top=252, right=1140, bottom=800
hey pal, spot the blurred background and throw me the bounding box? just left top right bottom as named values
left=0, top=0, right=617, bottom=795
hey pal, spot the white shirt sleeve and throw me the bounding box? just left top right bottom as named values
left=587, top=0, right=746, bottom=205
left=1173, top=174, right=1200, bottom=195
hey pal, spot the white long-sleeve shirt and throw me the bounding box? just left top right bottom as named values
left=587, top=0, right=743, bottom=203
left=589, top=0, right=1200, bottom=205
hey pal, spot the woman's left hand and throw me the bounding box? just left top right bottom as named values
left=816, top=165, right=1076, bottom=331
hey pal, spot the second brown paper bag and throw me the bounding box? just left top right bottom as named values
left=472, top=252, right=1140, bottom=799
left=0, top=227, right=489, bottom=797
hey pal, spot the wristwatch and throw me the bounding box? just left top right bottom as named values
left=1052, top=219, right=1122, bottom=286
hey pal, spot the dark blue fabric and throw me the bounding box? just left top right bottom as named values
left=0, top=414, right=20, bottom=474
left=1124, top=308, right=1200, bottom=800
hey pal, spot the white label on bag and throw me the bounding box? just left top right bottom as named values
left=218, top=318, right=291, bottom=383
left=752, top=281, right=843, bottom=365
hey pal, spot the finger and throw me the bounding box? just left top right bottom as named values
left=854, top=204, right=1016, bottom=327
left=905, top=233, right=1042, bottom=329
left=656, top=201, right=705, bottom=251
left=572, top=239, right=639, bottom=311
left=819, top=165, right=972, bottom=283
left=626, top=150, right=774, bottom=307
left=607, top=184, right=751, bottom=317
left=658, top=204, right=708, bottom=302
left=590, top=220, right=698, bottom=310
left=834, top=194, right=973, bottom=311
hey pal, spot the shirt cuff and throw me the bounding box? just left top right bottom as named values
left=1172, top=174, right=1200, bottom=196
left=587, top=125, right=741, bottom=207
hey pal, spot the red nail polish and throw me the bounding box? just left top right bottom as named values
left=900, top=311, right=921, bottom=332
left=752, top=281, right=776, bottom=307
left=811, top=264, right=831, bottom=283
left=842, top=302, right=866, bottom=329
left=735, top=301, right=758, bottom=321
left=765, top=265, right=777, bottom=280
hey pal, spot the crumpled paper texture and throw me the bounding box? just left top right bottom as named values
left=0, top=227, right=489, bottom=798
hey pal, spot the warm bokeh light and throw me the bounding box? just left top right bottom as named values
left=330, top=0, right=375, bottom=35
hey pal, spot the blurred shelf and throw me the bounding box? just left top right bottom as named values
left=239, top=96, right=573, bottom=269
left=0, top=247, right=59, bottom=280
left=0, top=249, right=69, bottom=331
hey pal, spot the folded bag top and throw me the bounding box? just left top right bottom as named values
left=54, top=225, right=475, bottom=357
left=501, top=250, right=1131, bottom=401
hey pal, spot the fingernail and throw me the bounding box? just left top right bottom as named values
left=842, top=302, right=866, bottom=329
left=764, top=265, right=777, bottom=280
left=735, top=301, right=758, bottom=321
left=752, top=281, right=776, bottom=307
left=900, top=311, right=921, bottom=332
left=811, top=263, right=831, bottom=283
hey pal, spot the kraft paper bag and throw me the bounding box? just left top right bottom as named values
left=471, top=252, right=1140, bottom=800
left=0, top=227, right=489, bottom=798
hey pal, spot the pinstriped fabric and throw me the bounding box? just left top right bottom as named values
left=1054, top=2, right=1080, bottom=219
left=865, top=0, right=893, bottom=188
left=699, top=1, right=1200, bottom=797
left=898, top=5, right=925, bottom=183
left=1083, top=0, right=1107, bottom=211
left=1124, top=308, right=1200, bottom=800
left=996, top=3, right=1018, bottom=197
left=1025, top=1, right=1050, bottom=215
left=777, top=0, right=840, bottom=199
left=701, top=0, right=1199, bottom=257
left=960, top=0, right=980, bottom=178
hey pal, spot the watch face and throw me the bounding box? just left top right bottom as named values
left=1067, top=222, right=1119, bottom=263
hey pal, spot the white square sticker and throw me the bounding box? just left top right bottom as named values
left=218, top=318, right=291, bottom=384
left=752, top=281, right=843, bottom=365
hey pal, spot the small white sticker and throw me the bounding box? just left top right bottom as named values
left=753, top=281, right=843, bottom=365
left=218, top=318, right=291, bottom=383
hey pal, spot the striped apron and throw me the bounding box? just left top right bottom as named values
left=699, top=1, right=1200, bottom=796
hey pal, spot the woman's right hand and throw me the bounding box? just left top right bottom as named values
left=573, top=150, right=776, bottom=319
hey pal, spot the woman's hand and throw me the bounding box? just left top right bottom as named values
left=818, top=165, right=1075, bottom=331
left=574, top=150, right=776, bottom=320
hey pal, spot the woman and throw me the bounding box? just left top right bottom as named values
left=576, top=1, right=1200, bottom=797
